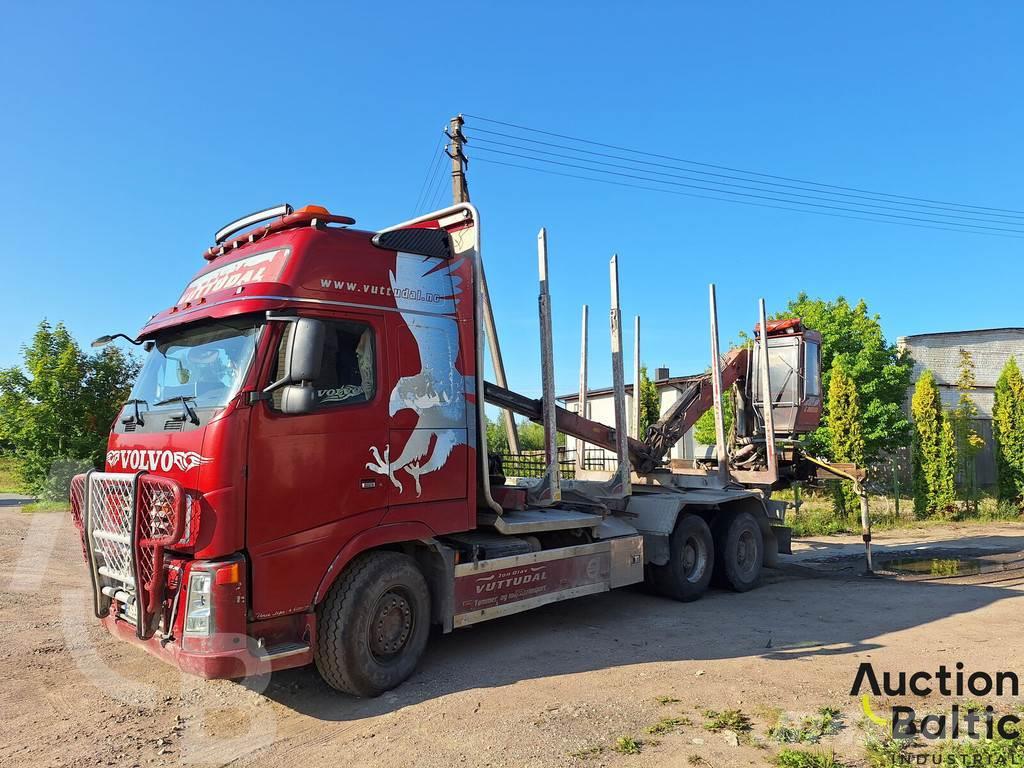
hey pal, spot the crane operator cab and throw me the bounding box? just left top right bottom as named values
left=749, top=318, right=822, bottom=437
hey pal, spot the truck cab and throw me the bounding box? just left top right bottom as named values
left=73, top=204, right=488, bottom=689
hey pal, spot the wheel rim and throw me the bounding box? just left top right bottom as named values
left=368, top=588, right=415, bottom=664
left=681, top=535, right=708, bottom=583
left=734, top=527, right=759, bottom=579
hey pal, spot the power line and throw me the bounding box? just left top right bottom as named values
left=463, top=113, right=1024, bottom=217
left=412, top=135, right=446, bottom=214
left=427, top=160, right=449, bottom=211
left=465, top=128, right=1024, bottom=224
left=471, top=155, right=1024, bottom=240
left=468, top=145, right=1024, bottom=235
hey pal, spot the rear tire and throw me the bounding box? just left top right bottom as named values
left=647, top=513, right=714, bottom=602
left=714, top=510, right=764, bottom=592
left=315, top=551, right=431, bottom=697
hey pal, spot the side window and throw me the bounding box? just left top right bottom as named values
left=803, top=340, right=821, bottom=398
left=270, top=319, right=376, bottom=411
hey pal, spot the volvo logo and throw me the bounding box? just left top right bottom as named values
left=107, top=449, right=213, bottom=473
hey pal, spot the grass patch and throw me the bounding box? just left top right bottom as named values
left=655, top=695, right=682, bottom=705
left=959, top=699, right=987, bottom=713
left=923, top=737, right=1024, bottom=765
left=703, top=708, right=752, bottom=734
left=863, top=734, right=910, bottom=768
left=769, top=707, right=842, bottom=745
left=773, top=747, right=843, bottom=768
left=0, top=455, right=25, bottom=494
left=784, top=487, right=1024, bottom=538
left=21, top=500, right=66, bottom=513
left=929, top=558, right=961, bottom=576
left=646, top=717, right=688, bottom=735
left=760, top=706, right=784, bottom=730
left=612, top=735, right=642, bottom=755
left=568, top=745, right=603, bottom=759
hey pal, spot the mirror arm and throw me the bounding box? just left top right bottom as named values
left=262, top=377, right=289, bottom=395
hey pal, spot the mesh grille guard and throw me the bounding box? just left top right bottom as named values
left=78, top=471, right=188, bottom=640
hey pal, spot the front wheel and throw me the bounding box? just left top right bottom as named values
left=647, top=513, right=714, bottom=602
left=315, top=551, right=431, bottom=697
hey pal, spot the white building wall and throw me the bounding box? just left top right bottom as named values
left=564, top=384, right=704, bottom=464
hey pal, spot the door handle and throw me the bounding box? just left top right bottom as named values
left=359, top=479, right=378, bottom=490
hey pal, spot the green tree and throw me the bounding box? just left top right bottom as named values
left=0, top=321, right=138, bottom=497
left=485, top=415, right=509, bottom=455
left=693, top=393, right=734, bottom=447
left=911, top=369, right=956, bottom=518
left=484, top=416, right=563, bottom=455
left=637, top=365, right=661, bottom=438
left=993, top=356, right=1024, bottom=505
left=950, top=348, right=983, bottom=511
left=775, top=294, right=913, bottom=461
left=827, top=359, right=864, bottom=514
left=827, top=358, right=865, bottom=465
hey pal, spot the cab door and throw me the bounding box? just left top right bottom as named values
left=245, top=312, right=388, bottom=619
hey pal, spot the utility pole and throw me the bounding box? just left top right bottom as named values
left=447, top=115, right=470, bottom=203
left=447, top=114, right=520, bottom=453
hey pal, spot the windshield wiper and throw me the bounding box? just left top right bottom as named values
left=121, top=399, right=148, bottom=426
left=154, top=395, right=200, bottom=425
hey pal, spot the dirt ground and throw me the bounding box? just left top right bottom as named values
left=4, top=497, right=1024, bottom=768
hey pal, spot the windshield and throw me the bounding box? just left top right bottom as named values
left=129, top=320, right=261, bottom=410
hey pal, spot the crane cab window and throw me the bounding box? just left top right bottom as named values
left=270, top=320, right=376, bottom=411
left=753, top=337, right=800, bottom=407
left=803, top=339, right=821, bottom=398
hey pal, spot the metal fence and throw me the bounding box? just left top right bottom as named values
left=496, top=447, right=625, bottom=479
left=498, top=450, right=575, bottom=480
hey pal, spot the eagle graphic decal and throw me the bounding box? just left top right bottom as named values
left=365, top=252, right=473, bottom=496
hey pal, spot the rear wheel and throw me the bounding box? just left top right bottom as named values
left=647, top=513, right=714, bottom=602
left=714, top=510, right=764, bottom=592
left=315, top=551, right=431, bottom=697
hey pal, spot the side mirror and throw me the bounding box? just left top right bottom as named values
left=279, top=384, right=318, bottom=415
left=284, top=317, right=325, bottom=383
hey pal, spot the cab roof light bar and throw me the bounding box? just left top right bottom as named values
left=215, top=204, right=294, bottom=246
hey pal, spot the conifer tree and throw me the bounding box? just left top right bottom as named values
left=994, top=357, right=1024, bottom=506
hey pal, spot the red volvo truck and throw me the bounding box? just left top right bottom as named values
left=72, top=202, right=837, bottom=697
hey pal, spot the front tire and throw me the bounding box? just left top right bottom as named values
left=647, top=513, right=714, bottom=602
left=315, top=551, right=431, bottom=697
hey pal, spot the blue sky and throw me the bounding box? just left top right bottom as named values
left=2, top=3, right=1021, bottom=397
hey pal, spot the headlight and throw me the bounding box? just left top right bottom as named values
left=184, top=570, right=213, bottom=635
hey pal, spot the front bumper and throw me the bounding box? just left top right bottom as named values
left=100, top=614, right=312, bottom=679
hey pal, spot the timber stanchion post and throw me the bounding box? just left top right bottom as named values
left=532, top=227, right=560, bottom=506
left=577, top=304, right=589, bottom=472
left=632, top=315, right=641, bottom=439
left=609, top=255, right=631, bottom=497
left=708, top=285, right=729, bottom=481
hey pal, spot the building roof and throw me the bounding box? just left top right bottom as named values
left=558, top=374, right=704, bottom=402
left=899, top=327, right=1024, bottom=343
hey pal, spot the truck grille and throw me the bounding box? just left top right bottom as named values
left=74, top=471, right=190, bottom=639
left=88, top=472, right=137, bottom=588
